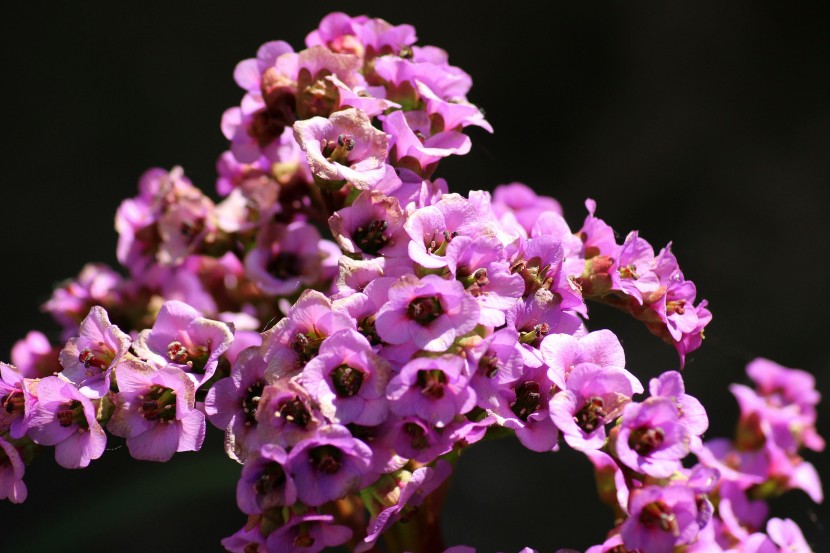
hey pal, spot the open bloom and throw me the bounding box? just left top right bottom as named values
left=26, top=376, right=106, bottom=469
left=375, top=274, right=479, bottom=352
left=107, top=361, right=205, bottom=462
left=59, top=306, right=131, bottom=398
left=293, top=107, right=389, bottom=189
left=134, top=300, right=234, bottom=389
left=285, top=424, right=372, bottom=506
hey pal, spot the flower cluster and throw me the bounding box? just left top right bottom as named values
left=0, top=11, right=821, bottom=553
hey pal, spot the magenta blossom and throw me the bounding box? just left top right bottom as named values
left=107, top=361, right=205, bottom=462
left=302, top=329, right=391, bottom=426
left=649, top=371, right=708, bottom=437
left=293, top=108, right=389, bottom=189
left=261, top=290, right=354, bottom=380
left=0, top=363, right=32, bottom=439
left=386, top=355, right=476, bottom=427
left=329, top=191, right=409, bottom=258
left=285, top=424, right=372, bottom=506
left=492, top=362, right=560, bottom=452
left=616, top=397, right=692, bottom=478
left=549, top=363, right=634, bottom=450
left=265, top=513, right=352, bottom=553
left=404, top=192, right=492, bottom=269
left=59, top=306, right=131, bottom=398
left=236, top=443, right=296, bottom=514
left=255, top=380, right=323, bottom=449
left=204, top=346, right=268, bottom=461
left=445, top=235, right=525, bottom=327
left=375, top=274, right=479, bottom=352
left=244, top=220, right=338, bottom=298
left=383, top=109, right=471, bottom=174
left=620, top=484, right=701, bottom=553
left=26, top=376, right=106, bottom=469
left=134, top=300, right=234, bottom=389
left=540, top=329, right=637, bottom=392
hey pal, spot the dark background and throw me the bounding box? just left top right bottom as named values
left=1, top=2, right=828, bottom=551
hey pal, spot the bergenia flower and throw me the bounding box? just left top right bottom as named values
left=26, top=376, right=107, bottom=469
left=0, top=363, right=32, bottom=439
left=236, top=443, right=296, bottom=514
left=107, top=361, right=205, bottom=462
left=134, top=300, right=234, bottom=388
left=620, top=484, right=701, bottom=553
left=616, top=397, right=692, bottom=478
left=445, top=235, right=525, bottom=327
left=491, top=362, right=560, bottom=452
left=204, top=346, right=268, bottom=461
left=285, top=424, right=372, bottom=506
left=375, top=274, right=480, bottom=352
left=293, top=107, right=389, bottom=189
left=383, top=109, right=471, bottom=174
left=329, top=191, right=408, bottom=258
left=59, top=306, right=131, bottom=398
left=255, top=379, right=322, bottom=449
left=649, top=371, right=708, bottom=437
left=549, top=363, right=634, bottom=450
left=386, top=355, right=476, bottom=427
left=264, top=513, right=352, bottom=553
left=302, top=329, right=391, bottom=426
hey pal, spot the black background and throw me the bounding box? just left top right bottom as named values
left=1, top=2, right=828, bottom=552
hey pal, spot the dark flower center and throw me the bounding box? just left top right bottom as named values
left=403, top=422, right=430, bottom=450
left=291, top=331, right=324, bottom=364
left=425, top=229, right=458, bottom=255
left=618, top=264, right=640, bottom=280
left=138, top=385, right=177, bottom=422
left=267, top=252, right=302, bottom=280
left=353, top=220, right=389, bottom=255
left=248, top=109, right=288, bottom=148
left=255, top=461, right=287, bottom=497
left=639, top=500, right=680, bottom=536
left=407, top=296, right=443, bottom=325
left=278, top=397, right=311, bottom=428
left=629, top=426, right=666, bottom=455
left=309, top=445, right=343, bottom=475
left=417, top=369, right=447, bottom=399
left=242, top=381, right=265, bottom=425
left=330, top=365, right=364, bottom=397
left=2, top=391, right=25, bottom=416
left=575, top=396, right=607, bottom=433
left=56, top=399, right=87, bottom=428
left=357, top=316, right=380, bottom=345
left=510, top=381, right=542, bottom=421
left=78, top=343, right=114, bottom=373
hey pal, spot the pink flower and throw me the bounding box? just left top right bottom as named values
left=26, top=376, right=106, bottom=469
left=375, top=274, right=480, bottom=352
left=59, top=306, right=131, bottom=398
left=107, top=361, right=205, bottom=462
left=293, top=108, right=389, bottom=189
left=134, top=300, right=234, bottom=389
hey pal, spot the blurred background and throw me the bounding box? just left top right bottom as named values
left=1, top=2, right=828, bottom=551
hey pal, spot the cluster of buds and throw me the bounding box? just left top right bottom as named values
left=0, top=12, right=821, bottom=553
